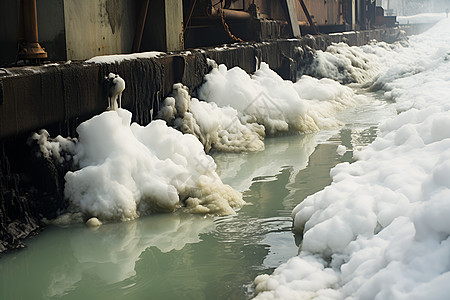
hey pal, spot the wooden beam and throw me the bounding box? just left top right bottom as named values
left=285, top=0, right=301, bottom=37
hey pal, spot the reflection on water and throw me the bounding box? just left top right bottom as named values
left=0, top=214, right=215, bottom=300
left=213, top=133, right=319, bottom=193
left=0, top=99, right=395, bottom=300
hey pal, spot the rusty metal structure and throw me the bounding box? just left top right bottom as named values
left=0, top=0, right=392, bottom=67
left=182, top=0, right=382, bottom=47
left=17, top=0, right=47, bottom=62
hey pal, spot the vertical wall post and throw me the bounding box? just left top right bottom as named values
left=164, top=0, right=184, bottom=51
left=352, top=0, right=356, bottom=30
left=285, top=0, right=301, bottom=37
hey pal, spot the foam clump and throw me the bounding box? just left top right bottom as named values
left=105, top=73, right=125, bottom=110
left=33, top=109, right=244, bottom=223
left=86, top=217, right=102, bottom=227
left=197, top=62, right=366, bottom=135
left=157, top=83, right=265, bottom=153
left=85, top=51, right=164, bottom=64
left=336, top=145, right=347, bottom=156
left=252, top=19, right=450, bottom=300
left=300, top=42, right=382, bottom=85
left=28, top=129, right=77, bottom=164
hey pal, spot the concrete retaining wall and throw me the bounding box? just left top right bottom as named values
left=0, top=27, right=408, bottom=140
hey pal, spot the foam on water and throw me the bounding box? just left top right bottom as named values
left=196, top=62, right=368, bottom=136
left=32, top=109, right=245, bottom=223
left=157, top=83, right=265, bottom=153
left=253, top=18, right=450, bottom=300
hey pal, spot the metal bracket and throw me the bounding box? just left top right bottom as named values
left=298, top=0, right=319, bottom=34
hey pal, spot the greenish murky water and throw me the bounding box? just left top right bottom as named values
left=0, top=94, right=395, bottom=300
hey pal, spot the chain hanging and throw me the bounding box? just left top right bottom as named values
left=219, top=2, right=244, bottom=43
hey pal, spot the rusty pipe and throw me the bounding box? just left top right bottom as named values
left=18, top=0, right=47, bottom=60
left=132, top=0, right=150, bottom=53
left=22, top=0, right=39, bottom=42
left=209, top=7, right=252, bottom=19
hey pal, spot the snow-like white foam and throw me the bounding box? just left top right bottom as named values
left=105, top=73, right=125, bottom=110
left=85, top=51, right=164, bottom=64
left=253, top=19, right=450, bottom=300
left=197, top=62, right=367, bottom=135
left=157, top=83, right=265, bottom=153
left=34, top=109, right=244, bottom=223
left=28, top=129, right=77, bottom=164
left=300, top=42, right=383, bottom=85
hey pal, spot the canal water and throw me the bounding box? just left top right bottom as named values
left=0, top=92, right=395, bottom=300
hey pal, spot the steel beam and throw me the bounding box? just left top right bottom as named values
left=298, top=0, right=318, bottom=34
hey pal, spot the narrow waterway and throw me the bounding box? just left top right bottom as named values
left=0, top=92, right=395, bottom=300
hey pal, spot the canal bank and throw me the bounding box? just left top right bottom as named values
left=0, top=99, right=395, bottom=299
left=0, top=24, right=428, bottom=253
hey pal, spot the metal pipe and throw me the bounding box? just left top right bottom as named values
left=132, top=0, right=150, bottom=53
left=209, top=7, right=252, bottom=19
left=22, top=0, right=39, bottom=42
left=18, top=0, right=47, bottom=61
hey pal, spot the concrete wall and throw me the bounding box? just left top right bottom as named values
left=63, top=0, right=138, bottom=60
left=0, top=26, right=408, bottom=140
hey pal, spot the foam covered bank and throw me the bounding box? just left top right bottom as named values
left=252, top=18, right=450, bottom=300
left=32, top=106, right=245, bottom=224
left=32, top=55, right=367, bottom=224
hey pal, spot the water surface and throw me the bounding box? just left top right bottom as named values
left=0, top=94, right=395, bottom=300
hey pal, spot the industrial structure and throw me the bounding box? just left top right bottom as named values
left=1, top=0, right=393, bottom=66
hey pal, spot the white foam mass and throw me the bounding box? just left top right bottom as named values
left=106, top=73, right=125, bottom=110
left=253, top=19, right=450, bottom=300
left=300, top=42, right=383, bottom=85
left=85, top=51, right=164, bottom=64
left=157, top=83, right=265, bottom=153
left=28, top=129, right=77, bottom=164
left=197, top=62, right=367, bottom=135
left=36, top=108, right=244, bottom=223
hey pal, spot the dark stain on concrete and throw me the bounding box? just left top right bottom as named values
left=105, top=0, right=123, bottom=34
